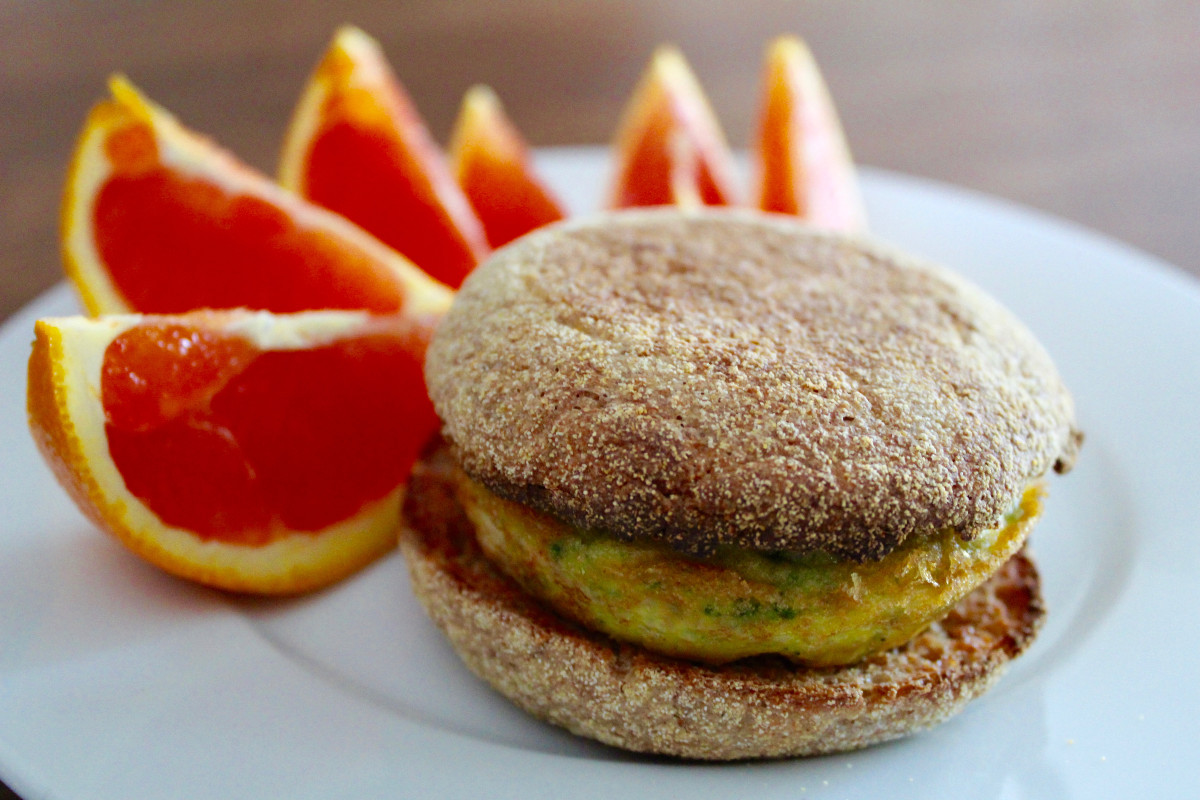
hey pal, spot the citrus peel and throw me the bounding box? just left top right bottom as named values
left=607, top=46, right=740, bottom=209
left=279, top=26, right=489, bottom=288
left=62, top=76, right=453, bottom=318
left=27, top=310, right=441, bottom=594
left=449, top=85, right=566, bottom=248
left=753, top=36, right=866, bottom=230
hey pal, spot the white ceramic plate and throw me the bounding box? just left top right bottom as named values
left=1, top=149, right=1197, bottom=799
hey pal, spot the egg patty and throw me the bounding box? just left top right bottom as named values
left=458, top=474, right=1043, bottom=667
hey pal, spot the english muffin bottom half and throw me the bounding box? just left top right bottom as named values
left=405, top=208, right=1081, bottom=758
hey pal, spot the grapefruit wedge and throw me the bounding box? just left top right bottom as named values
left=607, top=46, right=740, bottom=209
left=27, top=310, right=441, bottom=594
left=62, top=77, right=451, bottom=317
left=279, top=26, right=489, bottom=289
left=753, top=36, right=865, bottom=230
left=449, top=85, right=566, bottom=248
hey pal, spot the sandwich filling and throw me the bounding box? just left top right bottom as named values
left=457, top=473, right=1043, bottom=667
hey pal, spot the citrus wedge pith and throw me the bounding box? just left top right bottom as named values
left=449, top=85, right=566, bottom=248
left=27, top=310, right=441, bottom=594
left=62, top=76, right=452, bottom=318
left=607, top=46, right=740, bottom=209
left=279, top=26, right=489, bottom=289
left=753, top=36, right=866, bottom=230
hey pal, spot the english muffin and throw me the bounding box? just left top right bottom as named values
left=402, top=209, right=1081, bottom=758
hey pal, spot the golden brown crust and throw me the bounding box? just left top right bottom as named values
left=426, top=209, right=1081, bottom=559
left=398, top=445, right=1045, bottom=760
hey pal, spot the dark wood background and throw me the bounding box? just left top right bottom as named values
left=1, top=1, right=1197, bottom=796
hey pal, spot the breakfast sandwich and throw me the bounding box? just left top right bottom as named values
left=401, top=209, right=1081, bottom=759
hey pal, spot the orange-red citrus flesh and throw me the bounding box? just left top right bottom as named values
left=449, top=85, right=566, bottom=248
left=753, top=36, right=866, bottom=231
left=279, top=26, right=489, bottom=289
left=607, top=47, right=740, bottom=209
left=28, top=310, right=441, bottom=594
left=63, top=77, right=452, bottom=319
left=103, top=323, right=434, bottom=540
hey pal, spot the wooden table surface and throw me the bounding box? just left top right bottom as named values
left=0, top=1, right=1196, bottom=796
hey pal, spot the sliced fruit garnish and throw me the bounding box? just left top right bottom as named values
left=27, top=309, right=441, bottom=594
left=279, top=26, right=489, bottom=289
left=449, top=85, right=566, bottom=249
left=62, top=77, right=452, bottom=318
left=607, top=46, right=740, bottom=209
left=752, top=36, right=865, bottom=230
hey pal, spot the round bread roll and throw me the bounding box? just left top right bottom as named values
left=413, top=208, right=1075, bottom=758
left=398, top=444, right=1045, bottom=760
left=425, top=209, right=1081, bottom=560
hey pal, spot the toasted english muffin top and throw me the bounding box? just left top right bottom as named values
left=426, top=209, right=1081, bottom=559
